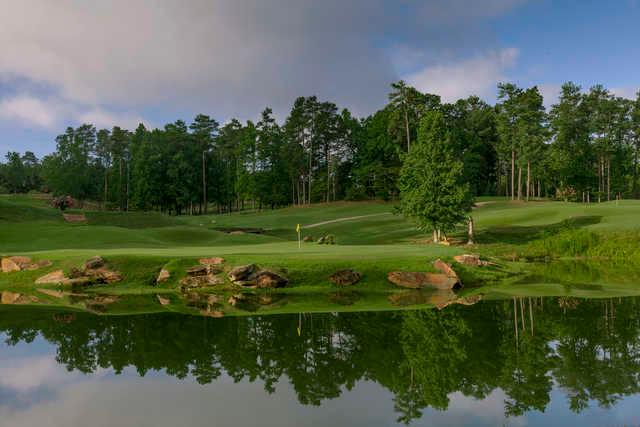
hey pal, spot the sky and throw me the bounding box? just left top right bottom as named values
left=0, top=0, right=639, bottom=156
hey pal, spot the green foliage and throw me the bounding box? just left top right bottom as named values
left=398, top=110, right=473, bottom=234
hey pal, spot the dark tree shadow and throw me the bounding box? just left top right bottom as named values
left=475, top=216, right=603, bottom=245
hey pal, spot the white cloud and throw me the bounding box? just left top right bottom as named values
left=0, top=0, right=524, bottom=127
left=611, top=86, right=639, bottom=100
left=538, top=83, right=562, bottom=108
left=75, top=109, right=147, bottom=131
left=0, top=95, right=57, bottom=129
left=405, top=48, right=519, bottom=102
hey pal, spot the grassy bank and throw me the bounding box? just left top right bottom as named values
left=2, top=194, right=640, bottom=316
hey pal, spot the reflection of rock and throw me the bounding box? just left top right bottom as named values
left=157, top=295, right=171, bottom=306
left=329, top=269, right=362, bottom=286
left=453, top=254, right=490, bottom=267
left=228, top=292, right=287, bottom=311
left=36, top=270, right=67, bottom=284
left=37, top=288, right=66, bottom=299
left=329, top=291, right=361, bottom=306
left=387, top=290, right=482, bottom=309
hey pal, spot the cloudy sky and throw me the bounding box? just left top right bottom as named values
left=0, top=0, right=639, bottom=155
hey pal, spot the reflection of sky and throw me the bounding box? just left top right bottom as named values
left=1, top=337, right=639, bottom=427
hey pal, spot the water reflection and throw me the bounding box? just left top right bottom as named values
left=1, top=297, right=640, bottom=425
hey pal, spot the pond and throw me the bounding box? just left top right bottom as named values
left=1, top=297, right=640, bottom=426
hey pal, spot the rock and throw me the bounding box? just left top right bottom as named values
left=84, top=256, right=105, bottom=270
left=329, top=269, right=362, bottom=286
left=317, top=236, right=326, bottom=244
left=433, top=259, right=460, bottom=283
left=9, top=256, right=32, bottom=265
left=156, top=269, right=170, bottom=283
left=91, top=268, right=123, bottom=284
left=255, top=269, right=288, bottom=288
left=180, top=274, right=224, bottom=288
left=37, top=288, right=66, bottom=299
left=186, top=265, right=209, bottom=276
left=207, top=294, right=221, bottom=305
left=229, top=230, right=245, bottom=235
left=24, top=260, right=53, bottom=271
left=1, top=257, right=21, bottom=273
left=317, top=235, right=335, bottom=245
left=1, top=291, right=21, bottom=304
left=303, top=236, right=314, bottom=242
left=199, top=257, right=225, bottom=265
left=35, top=270, right=67, bottom=284
left=62, top=277, right=94, bottom=287
left=387, top=271, right=461, bottom=290
left=228, top=264, right=258, bottom=282
left=157, top=294, right=171, bottom=306
left=453, top=254, right=490, bottom=267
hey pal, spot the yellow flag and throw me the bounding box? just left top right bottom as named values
left=296, top=224, right=301, bottom=233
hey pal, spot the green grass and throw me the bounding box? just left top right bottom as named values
left=3, top=194, right=640, bottom=316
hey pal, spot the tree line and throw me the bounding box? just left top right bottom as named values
left=2, top=81, right=639, bottom=213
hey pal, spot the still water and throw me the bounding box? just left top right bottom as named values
left=1, top=298, right=640, bottom=426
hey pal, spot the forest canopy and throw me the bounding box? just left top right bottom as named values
left=2, top=82, right=639, bottom=214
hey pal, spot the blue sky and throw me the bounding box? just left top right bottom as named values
left=0, top=0, right=638, bottom=157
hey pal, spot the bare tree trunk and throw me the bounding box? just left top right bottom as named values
left=511, top=150, right=515, bottom=201
left=202, top=151, right=207, bottom=214
left=607, top=157, right=611, bottom=201
left=526, top=161, right=531, bottom=202
left=432, top=229, right=438, bottom=243
left=103, top=170, right=108, bottom=211
left=119, top=158, right=124, bottom=211
left=467, top=216, right=475, bottom=245
left=517, top=165, right=522, bottom=201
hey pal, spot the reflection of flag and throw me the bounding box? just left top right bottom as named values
left=296, top=224, right=301, bottom=233
left=297, top=327, right=301, bottom=336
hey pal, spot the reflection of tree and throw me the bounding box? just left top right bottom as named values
left=2, top=298, right=640, bottom=424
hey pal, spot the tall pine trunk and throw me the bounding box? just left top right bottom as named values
left=526, top=161, right=531, bottom=202
left=202, top=151, right=207, bottom=214
left=517, top=165, right=522, bottom=200
left=511, top=150, right=515, bottom=201
left=404, top=109, right=410, bottom=151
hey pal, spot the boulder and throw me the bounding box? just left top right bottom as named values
left=92, top=268, right=123, bottom=284
left=387, top=271, right=461, bottom=290
left=1, top=257, right=21, bottom=273
left=35, top=270, right=67, bottom=284
left=180, top=274, right=224, bottom=288
left=433, top=259, right=460, bottom=282
left=186, top=265, right=209, bottom=276
left=157, top=294, right=171, bottom=306
left=199, top=257, right=225, bottom=265
left=228, top=264, right=259, bottom=282
left=84, top=256, right=105, bottom=270
left=156, top=269, right=171, bottom=283
left=255, top=269, right=288, bottom=288
left=1, top=291, right=22, bottom=304
left=453, top=254, right=490, bottom=267
left=303, top=236, right=314, bottom=242
left=329, top=269, right=362, bottom=286
left=62, top=277, right=94, bottom=287
left=24, top=260, right=53, bottom=271
left=9, top=256, right=32, bottom=266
